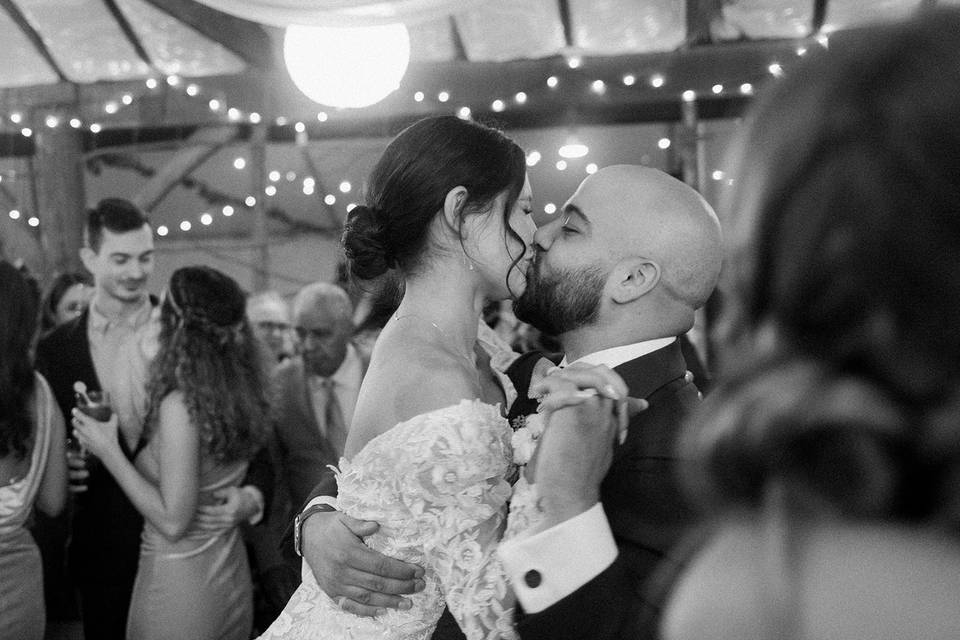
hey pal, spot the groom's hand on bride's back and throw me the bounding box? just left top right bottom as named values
left=303, top=510, right=427, bottom=616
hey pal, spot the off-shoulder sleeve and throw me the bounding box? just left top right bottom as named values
left=396, top=402, right=519, bottom=640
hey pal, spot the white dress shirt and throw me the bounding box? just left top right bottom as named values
left=307, top=343, right=363, bottom=440
left=498, top=337, right=677, bottom=613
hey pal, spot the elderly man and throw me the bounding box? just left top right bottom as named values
left=289, top=166, right=722, bottom=640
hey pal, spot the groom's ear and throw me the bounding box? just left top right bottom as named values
left=609, top=257, right=660, bottom=304
left=442, top=186, right=469, bottom=233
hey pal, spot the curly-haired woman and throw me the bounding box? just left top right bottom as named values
left=73, top=265, right=271, bottom=640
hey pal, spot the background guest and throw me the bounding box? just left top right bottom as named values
left=248, top=290, right=296, bottom=363
left=664, top=9, right=960, bottom=639
left=0, top=260, right=67, bottom=640
left=40, top=271, right=93, bottom=335
left=73, top=265, right=272, bottom=640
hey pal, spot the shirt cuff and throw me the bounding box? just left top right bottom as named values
left=304, top=495, right=339, bottom=512
left=241, top=486, right=265, bottom=525
left=498, top=503, right=618, bottom=613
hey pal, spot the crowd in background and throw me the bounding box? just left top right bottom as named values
left=2, top=7, right=960, bottom=640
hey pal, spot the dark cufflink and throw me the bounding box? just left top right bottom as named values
left=524, top=569, right=542, bottom=588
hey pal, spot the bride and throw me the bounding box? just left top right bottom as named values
left=259, top=115, right=539, bottom=639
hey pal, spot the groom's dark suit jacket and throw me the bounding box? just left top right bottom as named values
left=510, top=339, right=702, bottom=640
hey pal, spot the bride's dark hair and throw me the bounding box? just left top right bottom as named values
left=342, top=116, right=527, bottom=291
left=681, top=10, right=960, bottom=530
left=144, top=266, right=270, bottom=463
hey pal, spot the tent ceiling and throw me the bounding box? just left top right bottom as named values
left=0, top=0, right=941, bottom=90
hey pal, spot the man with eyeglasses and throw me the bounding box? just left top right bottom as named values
left=247, top=291, right=296, bottom=363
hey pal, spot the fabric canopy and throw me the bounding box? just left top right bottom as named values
left=191, top=0, right=486, bottom=28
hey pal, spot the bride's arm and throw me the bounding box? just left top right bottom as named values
left=72, top=391, right=199, bottom=541
left=399, top=408, right=519, bottom=640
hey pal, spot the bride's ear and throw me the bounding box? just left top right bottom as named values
left=442, top=186, right=468, bottom=231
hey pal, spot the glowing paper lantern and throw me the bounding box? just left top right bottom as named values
left=284, top=23, right=411, bottom=109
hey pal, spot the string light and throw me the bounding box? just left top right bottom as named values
left=294, top=121, right=306, bottom=133
left=228, top=108, right=242, bottom=121
left=591, top=80, right=606, bottom=95
left=339, top=181, right=352, bottom=193
left=457, top=106, right=472, bottom=120
left=526, top=150, right=541, bottom=166
left=265, top=185, right=277, bottom=196
left=768, top=62, right=784, bottom=77
left=555, top=160, right=567, bottom=170
left=414, top=91, right=425, bottom=102
left=317, top=112, right=328, bottom=122
left=245, top=196, right=256, bottom=207
left=21, top=128, right=32, bottom=137
left=179, top=220, right=191, bottom=231
left=233, top=157, right=246, bottom=170
left=586, top=163, right=598, bottom=174
left=682, top=90, right=696, bottom=102
left=437, top=91, right=450, bottom=103
left=208, top=99, right=221, bottom=111
left=166, top=75, right=181, bottom=87
left=346, top=203, right=357, bottom=212
left=740, top=83, right=754, bottom=95
left=185, top=83, right=199, bottom=96
left=145, top=78, right=158, bottom=89
left=69, top=118, right=82, bottom=128
left=622, top=74, right=636, bottom=86
left=544, top=203, right=557, bottom=214
left=491, top=99, right=505, bottom=112
left=157, top=225, right=169, bottom=236
left=324, top=194, right=336, bottom=205
left=285, top=171, right=297, bottom=182
left=104, top=102, right=119, bottom=114
left=268, top=170, right=281, bottom=182
left=90, top=123, right=102, bottom=133
left=650, top=74, right=665, bottom=88
left=45, top=115, right=59, bottom=128
left=514, top=92, right=527, bottom=104
left=249, top=112, right=262, bottom=124
left=9, top=209, right=20, bottom=220
left=712, top=84, right=723, bottom=94
left=275, top=117, right=288, bottom=126
left=816, top=33, right=830, bottom=48
left=200, top=213, right=213, bottom=225
left=546, top=76, right=559, bottom=88
left=222, top=205, right=235, bottom=216
left=121, top=94, right=133, bottom=105
left=27, top=216, right=39, bottom=227
left=797, top=46, right=808, bottom=56
left=711, top=170, right=725, bottom=180
left=10, top=112, right=22, bottom=124
left=566, top=56, right=582, bottom=69
left=658, top=138, right=671, bottom=150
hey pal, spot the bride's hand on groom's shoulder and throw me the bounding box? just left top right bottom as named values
left=302, top=510, right=427, bottom=617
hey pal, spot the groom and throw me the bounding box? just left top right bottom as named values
left=297, top=166, right=722, bottom=639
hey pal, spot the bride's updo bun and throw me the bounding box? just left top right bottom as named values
left=340, top=115, right=526, bottom=281
left=342, top=204, right=394, bottom=281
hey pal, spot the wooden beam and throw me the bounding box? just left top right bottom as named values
left=140, top=0, right=274, bottom=70
left=686, top=0, right=725, bottom=46
left=101, top=0, right=156, bottom=70
left=0, top=0, right=69, bottom=82
left=132, top=124, right=240, bottom=212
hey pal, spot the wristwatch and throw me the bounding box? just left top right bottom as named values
left=294, top=502, right=335, bottom=557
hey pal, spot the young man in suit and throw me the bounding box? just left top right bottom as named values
left=292, top=166, right=721, bottom=640
left=35, top=199, right=270, bottom=640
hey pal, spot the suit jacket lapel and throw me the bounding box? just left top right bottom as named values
left=613, top=340, right=688, bottom=400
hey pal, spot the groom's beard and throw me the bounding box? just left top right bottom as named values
left=514, top=251, right=605, bottom=337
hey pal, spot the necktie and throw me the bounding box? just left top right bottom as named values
left=321, top=378, right=348, bottom=458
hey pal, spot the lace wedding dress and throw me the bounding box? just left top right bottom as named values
left=258, top=327, right=543, bottom=640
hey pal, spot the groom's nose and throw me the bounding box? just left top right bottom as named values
left=532, top=222, right=555, bottom=251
